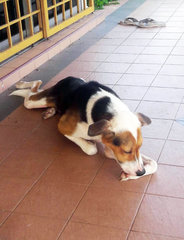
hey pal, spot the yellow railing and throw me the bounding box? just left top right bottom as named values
left=0, top=0, right=94, bottom=62
left=0, top=0, right=43, bottom=62
left=41, top=0, right=94, bottom=38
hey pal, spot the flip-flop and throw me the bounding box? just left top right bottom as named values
left=138, top=18, right=166, bottom=28
left=119, top=17, right=166, bottom=28
left=119, top=17, right=138, bottom=26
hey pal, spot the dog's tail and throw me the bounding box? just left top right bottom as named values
left=9, top=89, right=30, bottom=97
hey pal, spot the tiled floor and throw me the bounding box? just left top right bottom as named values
left=1, top=0, right=184, bottom=239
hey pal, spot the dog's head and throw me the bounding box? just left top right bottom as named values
left=88, top=113, right=151, bottom=176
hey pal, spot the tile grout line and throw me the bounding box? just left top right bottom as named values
left=0, top=155, right=56, bottom=227
left=130, top=229, right=184, bottom=240
left=125, top=0, right=184, bottom=238
left=0, top=121, right=42, bottom=167
left=55, top=158, right=106, bottom=240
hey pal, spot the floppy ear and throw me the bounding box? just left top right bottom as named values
left=88, top=119, right=111, bottom=136
left=136, top=113, right=151, bottom=126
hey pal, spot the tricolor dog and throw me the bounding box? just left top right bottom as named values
left=10, top=76, right=157, bottom=180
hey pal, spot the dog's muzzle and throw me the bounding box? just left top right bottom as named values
left=136, top=168, right=146, bottom=176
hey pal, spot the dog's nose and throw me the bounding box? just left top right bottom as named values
left=136, top=168, right=146, bottom=176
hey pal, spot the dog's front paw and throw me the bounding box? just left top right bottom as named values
left=82, top=142, right=98, bottom=155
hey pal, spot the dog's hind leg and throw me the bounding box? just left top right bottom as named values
left=9, top=89, right=31, bottom=97
left=16, top=80, right=42, bottom=91
left=10, top=88, right=52, bottom=110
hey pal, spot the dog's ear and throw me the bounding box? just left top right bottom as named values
left=88, top=119, right=111, bottom=136
left=136, top=113, right=151, bottom=126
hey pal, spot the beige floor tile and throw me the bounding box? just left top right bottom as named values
left=113, top=85, right=148, bottom=100
left=134, top=54, right=167, bottom=64
left=152, top=75, right=184, bottom=88
left=137, top=101, right=179, bottom=119
left=143, top=87, right=184, bottom=103
left=141, top=119, right=173, bottom=139
left=126, top=63, right=162, bottom=75
left=117, top=74, right=155, bottom=86
left=159, top=140, right=184, bottom=166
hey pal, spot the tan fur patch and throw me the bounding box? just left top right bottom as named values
left=102, top=129, right=143, bottom=163
left=58, top=109, right=80, bottom=136
left=136, top=128, right=143, bottom=158
left=29, top=90, right=55, bottom=107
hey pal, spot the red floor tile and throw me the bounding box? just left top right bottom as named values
left=19, top=116, right=69, bottom=154
left=59, top=222, right=128, bottom=240
left=0, top=106, right=42, bottom=128
left=147, top=164, right=184, bottom=198
left=72, top=186, right=143, bottom=229
left=0, top=149, right=53, bottom=180
left=0, top=212, right=66, bottom=240
left=0, top=210, right=11, bottom=225
left=132, top=194, right=184, bottom=238
left=0, top=125, right=33, bottom=163
left=15, top=178, right=87, bottom=219
left=39, top=151, right=104, bottom=185
left=0, top=173, right=33, bottom=210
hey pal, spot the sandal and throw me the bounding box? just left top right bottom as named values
left=138, top=18, right=166, bottom=28
left=119, top=17, right=138, bottom=26
left=119, top=17, right=165, bottom=28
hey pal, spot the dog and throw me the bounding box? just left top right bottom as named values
left=10, top=76, right=157, bottom=180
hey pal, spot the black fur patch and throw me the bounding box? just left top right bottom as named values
left=48, top=78, right=119, bottom=122
left=72, top=81, right=118, bottom=122
left=49, top=76, right=85, bottom=115
left=92, top=96, right=113, bottom=122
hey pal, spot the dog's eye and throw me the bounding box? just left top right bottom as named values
left=113, top=137, right=121, bottom=146
left=124, top=150, right=132, bottom=154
